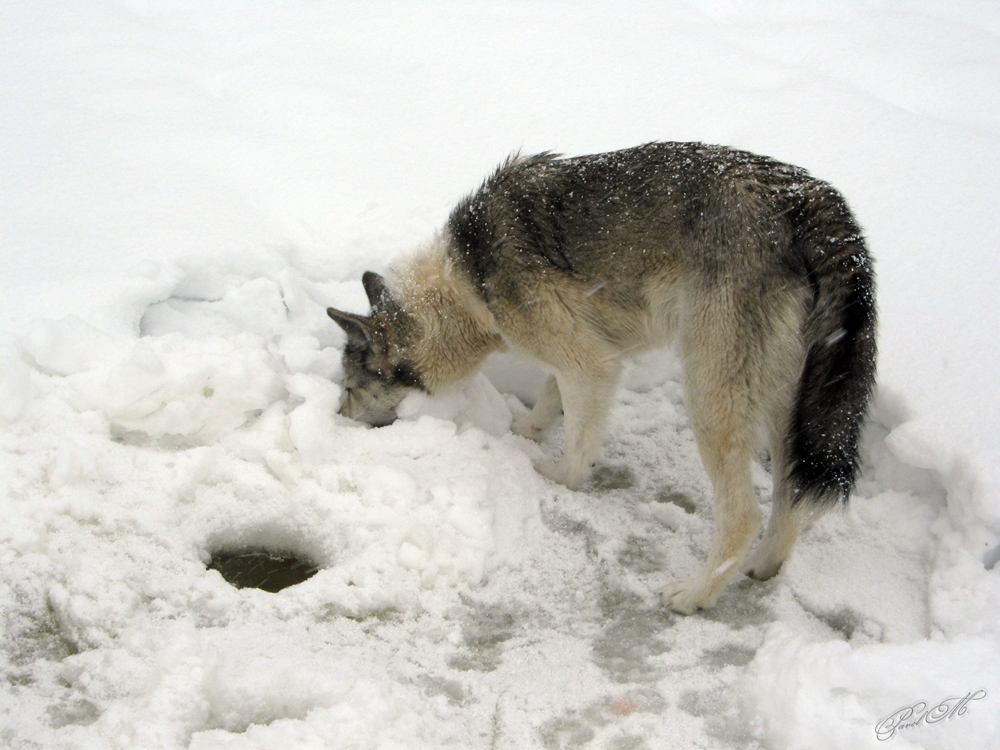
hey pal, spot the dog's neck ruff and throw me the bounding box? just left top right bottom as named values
left=387, top=233, right=504, bottom=392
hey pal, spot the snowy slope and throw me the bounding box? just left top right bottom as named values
left=2, top=2, right=999, bottom=748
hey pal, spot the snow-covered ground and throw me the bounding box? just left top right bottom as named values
left=2, top=2, right=999, bottom=748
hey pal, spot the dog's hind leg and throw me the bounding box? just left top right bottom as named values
left=742, top=426, right=813, bottom=581
left=513, top=374, right=562, bottom=442
left=742, top=296, right=811, bottom=581
left=743, top=488, right=811, bottom=581
left=534, top=363, right=620, bottom=490
left=662, top=309, right=762, bottom=614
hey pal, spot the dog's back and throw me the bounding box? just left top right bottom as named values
left=451, top=143, right=819, bottom=291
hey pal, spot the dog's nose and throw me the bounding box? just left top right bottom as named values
left=369, top=411, right=398, bottom=428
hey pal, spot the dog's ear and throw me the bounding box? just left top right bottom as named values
left=362, top=271, right=405, bottom=320
left=327, top=308, right=374, bottom=346
left=362, top=271, right=390, bottom=306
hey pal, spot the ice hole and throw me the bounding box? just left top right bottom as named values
left=207, top=548, right=319, bottom=592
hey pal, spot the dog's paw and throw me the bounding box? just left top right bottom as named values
left=512, top=415, right=547, bottom=443
left=741, top=552, right=783, bottom=581
left=660, top=578, right=711, bottom=615
left=534, top=460, right=587, bottom=490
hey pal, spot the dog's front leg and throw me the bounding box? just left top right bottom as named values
left=534, top=364, right=620, bottom=490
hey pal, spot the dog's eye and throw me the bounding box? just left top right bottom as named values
left=393, top=362, right=424, bottom=390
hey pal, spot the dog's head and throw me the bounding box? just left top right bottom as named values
left=327, top=271, right=426, bottom=427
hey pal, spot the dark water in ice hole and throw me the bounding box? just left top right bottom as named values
left=207, top=549, right=319, bottom=592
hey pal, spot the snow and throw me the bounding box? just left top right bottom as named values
left=2, top=2, right=999, bottom=748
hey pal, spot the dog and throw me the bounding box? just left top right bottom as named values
left=327, top=143, right=877, bottom=613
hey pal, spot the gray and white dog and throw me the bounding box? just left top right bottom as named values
left=328, top=143, right=876, bottom=613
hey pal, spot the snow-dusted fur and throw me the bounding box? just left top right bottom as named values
left=328, top=143, right=877, bottom=613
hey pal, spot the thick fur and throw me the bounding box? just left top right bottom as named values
left=328, top=142, right=877, bottom=614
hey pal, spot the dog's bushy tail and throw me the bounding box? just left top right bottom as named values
left=785, top=181, right=877, bottom=506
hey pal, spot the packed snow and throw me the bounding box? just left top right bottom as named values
left=2, top=2, right=999, bottom=749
